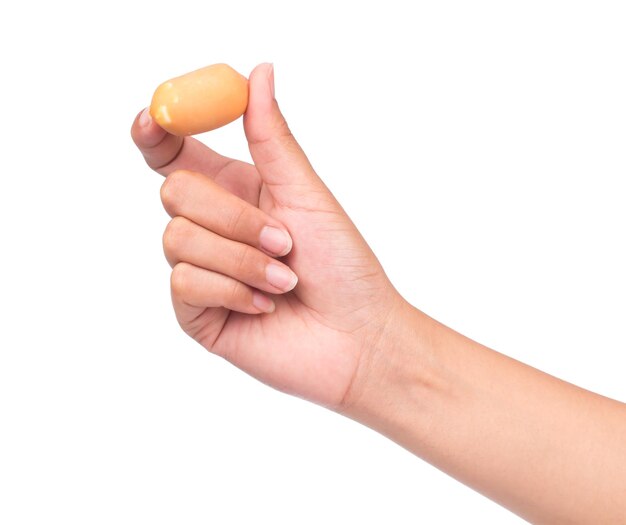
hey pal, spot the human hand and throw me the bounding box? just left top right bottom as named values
left=131, top=63, right=406, bottom=409
left=132, top=63, right=626, bottom=525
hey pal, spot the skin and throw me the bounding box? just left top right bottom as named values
left=131, top=63, right=626, bottom=523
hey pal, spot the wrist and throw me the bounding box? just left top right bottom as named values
left=338, top=299, right=445, bottom=438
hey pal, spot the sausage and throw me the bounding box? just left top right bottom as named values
left=150, top=64, right=248, bottom=136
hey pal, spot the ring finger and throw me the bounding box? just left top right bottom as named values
left=171, top=262, right=276, bottom=317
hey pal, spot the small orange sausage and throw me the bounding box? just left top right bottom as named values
left=150, top=64, right=248, bottom=136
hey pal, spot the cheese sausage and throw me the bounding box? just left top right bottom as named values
left=150, top=64, right=248, bottom=136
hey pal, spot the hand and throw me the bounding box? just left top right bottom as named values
left=132, top=64, right=626, bottom=525
left=131, top=63, right=405, bottom=409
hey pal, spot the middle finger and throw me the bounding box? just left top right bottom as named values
left=160, top=169, right=293, bottom=257
left=163, top=216, right=298, bottom=294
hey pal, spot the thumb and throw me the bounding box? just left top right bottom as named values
left=243, top=63, right=330, bottom=207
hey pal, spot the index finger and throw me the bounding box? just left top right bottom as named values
left=131, top=107, right=261, bottom=203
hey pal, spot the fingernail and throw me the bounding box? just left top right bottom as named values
left=268, top=63, right=275, bottom=99
left=139, top=107, right=152, bottom=127
left=252, top=291, right=275, bottom=313
left=260, top=226, right=292, bottom=256
left=266, top=264, right=298, bottom=292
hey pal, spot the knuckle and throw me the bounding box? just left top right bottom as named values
left=223, top=205, right=248, bottom=238
left=170, top=262, right=192, bottom=298
left=230, top=246, right=247, bottom=277
left=160, top=169, right=191, bottom=214
left=273, top=113, right=296, bottom=144
left=162, top=216, right=190, bottom=256
left=227, top=279, right=243, bottom=306
left=275, top=114, right=293, bottom=139
left=233, top=244, right=256, bottom=278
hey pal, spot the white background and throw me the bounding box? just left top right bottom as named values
left=1, top=1, right=625, bottom=523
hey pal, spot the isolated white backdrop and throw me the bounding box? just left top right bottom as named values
left=1, top=1, right=624, bottom=523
